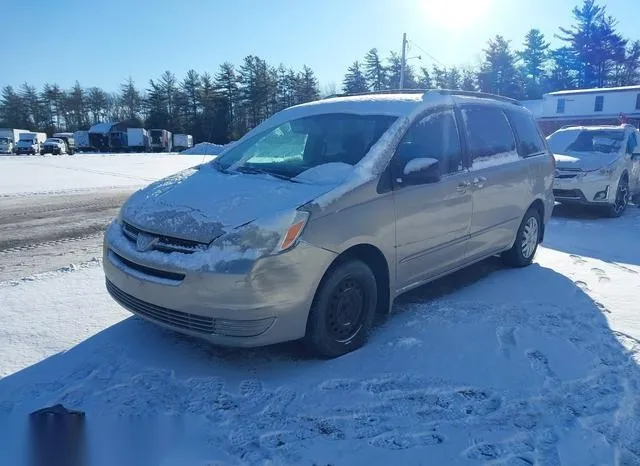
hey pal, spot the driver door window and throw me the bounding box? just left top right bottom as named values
left=395, top=108, right=464, bottom=176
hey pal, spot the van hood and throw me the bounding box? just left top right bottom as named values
left=121, top=163, right=338, bottom=244
left=553, top=151, right=620, bottom=171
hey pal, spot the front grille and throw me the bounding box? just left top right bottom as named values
left=555, top=174, right=578, bottom=179
left=122, top=221, right=206, bottom=254
left=553, top=189, right=582, bottom=198
left=109, top=250, right=185, bottom=281
left=106, top=280, right=275, bottom=337
left=106, top=279, right=214, bottom=333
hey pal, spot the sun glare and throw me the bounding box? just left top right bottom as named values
left=420, top=0, right=494, bottom=30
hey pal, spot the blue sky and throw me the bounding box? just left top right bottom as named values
left=3, top=0, right=638, bottom=92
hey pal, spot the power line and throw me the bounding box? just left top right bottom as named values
left=408, top=40, right=445, bottom=67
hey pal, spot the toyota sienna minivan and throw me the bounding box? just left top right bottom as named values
left=104, top=90, right=555, bottom=357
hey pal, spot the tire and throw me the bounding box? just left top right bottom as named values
left=605, top=176, right=629, bottom=218
left=502, top=207, right=541, bottom=267
left=304, top=259, right=377, bottom=358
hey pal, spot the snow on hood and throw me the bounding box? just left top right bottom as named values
left=121, top=163, right=337, bottom=243
left=554, top=151, right=619, bottom=171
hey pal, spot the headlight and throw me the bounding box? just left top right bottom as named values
left=599, top=164, right=616, bottom=176
left=278, top=210, right=310, bottom=252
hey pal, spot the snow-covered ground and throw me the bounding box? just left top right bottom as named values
left=0, top=153, right=213, bottom=196
left=1, top=206, right=639, bottom=465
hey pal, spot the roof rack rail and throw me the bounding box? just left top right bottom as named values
left=436, top=89, right=522, bottom=105
left=323, top=88, right=522, bottom=106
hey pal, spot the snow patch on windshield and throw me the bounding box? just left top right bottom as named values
left=293, top=163, right=354, bottom=185
left=470, top=151, right=521, bottom=171
left=403, top=157, right=438, bottom=175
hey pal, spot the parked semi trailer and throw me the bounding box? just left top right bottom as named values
left=126, top=128, right=149, bottom=152
left=173, top=134, right=193, bottom=152
left=73, top=131, right=91, bottom=152
left=149, top=129, right=173, bottom=152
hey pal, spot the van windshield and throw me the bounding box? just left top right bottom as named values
left=215, top=113, right=397, bottom=179
left=547, top=129, right=625, bottom=155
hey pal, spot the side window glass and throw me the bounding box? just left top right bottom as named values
left=395, top=109, right=463, bottom=175
left=507, top=109, right=546, bottom=157
left=462, top=106, right=518, bottom=169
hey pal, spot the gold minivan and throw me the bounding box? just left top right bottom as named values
left=104, top=90, right=555, bottom=357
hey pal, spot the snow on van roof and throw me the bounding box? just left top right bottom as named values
left=88, top=122, right=115, bottom=134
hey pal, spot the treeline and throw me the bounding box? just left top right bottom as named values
left=0, top=57, right=320, bottom=143
left=343, top=0, right=640, bottom=100
left=1, top=0, right=639, bottom=143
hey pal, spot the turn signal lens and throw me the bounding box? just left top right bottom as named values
left=279, top=211, right=310, bottom=252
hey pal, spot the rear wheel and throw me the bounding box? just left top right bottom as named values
left=502, top=208, right=541, bottom=267
left=305, top=260, right=377, bottom=358
left=605, top=177, right=628, bottom=218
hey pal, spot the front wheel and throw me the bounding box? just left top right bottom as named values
left=605, top=177, right=628, bottom=218
left=502, top=208, right=541, bottom=267
left=304, top=259, right=377, bottom=358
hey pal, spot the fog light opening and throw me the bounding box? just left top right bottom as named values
left=593, top=186, right=609, bottom=201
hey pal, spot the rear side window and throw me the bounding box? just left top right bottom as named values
left=461, top=106, right=516, bottom=162
left=507, top=109, right=546, bottom=157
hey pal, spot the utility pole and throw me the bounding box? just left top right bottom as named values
left=399, top=33, right=407, bottom=90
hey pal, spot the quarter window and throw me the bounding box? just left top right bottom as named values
left=594, top=95, right=604, bottom=112
left=461, top=106, right=517, bottom=162
left=395, top=109, right=463, bottom=175
left=507, top=109, right=546, bottom=157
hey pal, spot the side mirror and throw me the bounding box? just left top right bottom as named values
left=396, top=157, right=441, bottom=186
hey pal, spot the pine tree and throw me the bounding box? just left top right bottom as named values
left=478, top=35, right=525, bottom=99
left=181, top=70, right=201, bottom=134
left=119, top=78, right=143, bottom=121
left=86, top=87, right=110, bottom=124
left=558, top=0, right=627, bottom=87
left=612, top=41, right=640, bottom=86
left=0, top=86, right=29, bottom=129
left=20, top=83, right=45, bottom=129
left=364, top=48, right=387, bottom=91
left=387, top=52, right=417, bottom=89
left=417, top=67, right=432, bottom=89
left=42, top=84, right=64, bottom=131
left=518, top=29, right=549, bottom=98
left=214, top=62, right=239, bottom=136
left=64, top=81, right=88, bottom=131
left=548, top=47, right=580, bottom=91
left=295, top=66, right=320, bottom=104
left=460, top=68, right=477, bottom=91
left=342, top=61, right=369, bottom=94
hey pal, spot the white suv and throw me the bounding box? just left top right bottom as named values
left=548, top=125, right=640, bottom=217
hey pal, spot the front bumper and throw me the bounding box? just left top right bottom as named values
left=553, top=173, right=613, bottom=205
left=103, top=221, right=337, bottom=347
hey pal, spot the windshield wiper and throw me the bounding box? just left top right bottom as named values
left=235, top=165, right=300, bottom=183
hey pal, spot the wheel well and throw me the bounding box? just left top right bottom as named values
left=529, top=199, right=545, bottom=242
left=326, top=244, right=391, bottom=315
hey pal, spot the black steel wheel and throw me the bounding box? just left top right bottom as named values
left=305, top=259, right=377, bottom=358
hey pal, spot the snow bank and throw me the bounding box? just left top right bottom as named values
left=181, top=142, right=230, bottom=156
